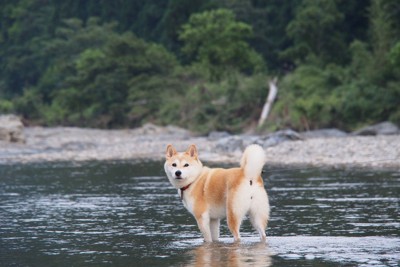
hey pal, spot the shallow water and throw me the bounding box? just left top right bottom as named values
left=0, top=161, right=399, bottom=266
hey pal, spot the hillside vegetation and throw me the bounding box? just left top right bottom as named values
left=1, top=0, right=399, bottom=133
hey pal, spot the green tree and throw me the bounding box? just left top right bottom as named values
left=179, top=9, right=265, bottom=81
left=159, top=72, right=268, bottom=133
left=338, top=0, right=400, bottom=126
left=276, top=0, right=400, bottom=131
left=46, top=29, right=180, bottom=128
left=367, top=0, right=400, bottom=84
left=12, top=18, right=119, bottom=122
left=277, top=64, right=344, bottom=130
left=0, top=0, right=54, bottom=97
left=282, top=0, right=347, bottom=66
left=219, top=0, right=301, bottom=72
left=38, top=18, right=119, bottom=101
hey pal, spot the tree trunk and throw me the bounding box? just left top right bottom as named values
left=258, top=77, right=278, bottom=127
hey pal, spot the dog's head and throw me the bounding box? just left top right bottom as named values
left=164, top=144, right=203, bottom=189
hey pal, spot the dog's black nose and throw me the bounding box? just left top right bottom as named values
left=175, top=170, right=182, bottom=177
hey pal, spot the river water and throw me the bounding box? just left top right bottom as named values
left=0, top=161, right=399, bottom=266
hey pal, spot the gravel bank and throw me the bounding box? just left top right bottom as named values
left=0, top=125, right=399, bottom=170
left=264, top=135, right=400, bottom=170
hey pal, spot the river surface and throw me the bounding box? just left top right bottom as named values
left=0, top=161, right=399, bottom=266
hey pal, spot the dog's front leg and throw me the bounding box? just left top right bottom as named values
left=195, top=213, right=212, bottom=242
left=210, top=218, right=220, bottom=241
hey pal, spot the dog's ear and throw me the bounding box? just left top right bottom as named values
left=186, top=144, right=198, bottom=159
left=166, top=144, right=177, bottom=158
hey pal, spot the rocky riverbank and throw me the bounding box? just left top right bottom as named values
left=0, top=119, right=399, bottom=170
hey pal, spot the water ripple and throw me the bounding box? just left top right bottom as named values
left=0, top=162, right=399, bottom=266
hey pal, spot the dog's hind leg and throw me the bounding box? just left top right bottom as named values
left=249, top=189, right=270, bottom=242
left=227, top=185, right=251, bottom=242
left=210, top=218, right=220, bottom=241
left=227, top=211, right=240, bottom=241
left=227, top=200, right=245, bottom=242
left=249, top=214, right=267, bottom=241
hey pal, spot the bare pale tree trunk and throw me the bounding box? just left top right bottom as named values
left=258, top=77, right=278, bottom=127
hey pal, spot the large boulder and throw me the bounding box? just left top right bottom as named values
left=215, top=129, right=303, bottom=153
left=258, top=129, right=303, bottom=147
left=301, top=128, right=348, bottom=139
left=0, top=115, right=25, bottom=143
left=131, top=123, right=192, bottom=139
left=353, top=122, right=400, bottom=136
left=208, top=131, right=231, bottom=141
left=215, top=135, right=246, bottom=153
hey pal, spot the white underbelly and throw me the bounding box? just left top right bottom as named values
left=209, top=204, right=226, bottom=219
left=182, top=194, right=226, bottom=219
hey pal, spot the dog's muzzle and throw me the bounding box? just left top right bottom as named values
left=175, top=170, right=182, bottom=179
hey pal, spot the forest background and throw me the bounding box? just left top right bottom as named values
left=1, top=0, right=399, bottom=134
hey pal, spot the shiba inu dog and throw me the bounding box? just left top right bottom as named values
left=164, top=144, right=270, bottom=242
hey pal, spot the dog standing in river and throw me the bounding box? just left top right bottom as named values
left=164, top=144, right=270, bottom=242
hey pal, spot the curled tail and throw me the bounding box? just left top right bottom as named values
left=240, top=144, right=266, bottom=180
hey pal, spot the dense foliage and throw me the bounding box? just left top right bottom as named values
left=0, top=0, right=399, bottom=133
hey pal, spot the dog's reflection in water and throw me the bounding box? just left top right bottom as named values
left=185, top=241, right=272, bottom=267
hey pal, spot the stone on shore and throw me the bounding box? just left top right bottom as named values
left=208, top=131, right=231, bottom=141
left=301, top=128, right=348, bottom=139
left=215, top=129, right=303, bottom=154
left=0, top=115, right=25, bottom=143
left=131, top=123, right=192, bottom=139
left=353, top=122, right=399, bottom=136
left=260, top=129, right=303, bottom=147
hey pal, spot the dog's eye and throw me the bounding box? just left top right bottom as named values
left=184, top=163, right=189, bottom=167
left=172, top=163, right=177, bottom=167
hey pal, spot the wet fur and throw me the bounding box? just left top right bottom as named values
left=164, top=144, right=270, bottom=242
